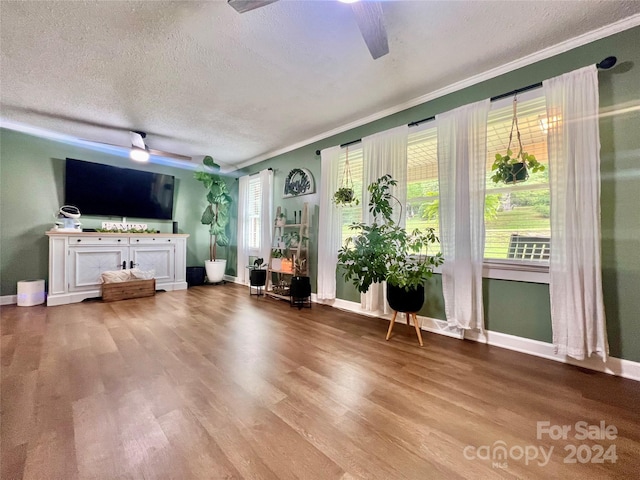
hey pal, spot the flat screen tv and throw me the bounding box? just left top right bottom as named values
left=65, top=158, right=175, bottom=220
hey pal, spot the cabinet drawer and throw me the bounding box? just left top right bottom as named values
left=130, top=237, right=176, bottom=245
left=69, top=236, right=128, bottom=245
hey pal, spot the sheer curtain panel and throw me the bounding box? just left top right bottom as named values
left=437, top=99, right=490, bottom=332
left=317, top=146, right=342, bottom=300
left=258, top=169, right=273, bottom=264
left=544, top=65, right=608, bottom=361
left=236, top=175, right=250, bottom=284
left=361, top=125, right=409, bottom=313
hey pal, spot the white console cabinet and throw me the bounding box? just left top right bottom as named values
left=46, top=231, right=189, bottom=306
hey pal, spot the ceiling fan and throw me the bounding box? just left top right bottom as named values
left=228, top=0, right=389, bottom=60
left=128, top=131, right=192, bottom=163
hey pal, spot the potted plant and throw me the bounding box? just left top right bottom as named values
left=337, top=174, right=443, bottom=313
left=282, top=231, right=301, bottom=249
left=290, top=258, right=311, bottom=309
left=491, top=149, right=544, bottom=184
left=194, top=156, right=232, bottom=283
left=333, top=146, right=360, bottom=206
left=333, top=187, right=359, bottom=207
left=271, top=249, right=284, bottom=271
left=491, top=95, right=545, bottom=184
left=248, top=257, right=267, bottom=287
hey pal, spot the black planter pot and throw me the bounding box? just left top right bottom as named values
left=290, top=276, right=311, bottom=309
left=505, top=163, right=529, bottom=184
left=290, top=276, right=311, bottom=298
left=249, top=269, right=267, bottom=287
left=186, top=266, right=206, bottom=287
left=386, top=284, right=425, bottom=313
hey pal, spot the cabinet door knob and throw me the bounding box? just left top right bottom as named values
left=77, top=239, right=81, bottom=242
left=167, top=239, right=171, bottom=242
left=136, top=239, right=139, bottom=242
left=98, top=237, right=102, bottom=240
left=117, top=239, right=121, bottom=242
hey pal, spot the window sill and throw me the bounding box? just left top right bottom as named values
left=483, top=260, right=549, bottom=284
left=431, top=260, right=549, bottom=284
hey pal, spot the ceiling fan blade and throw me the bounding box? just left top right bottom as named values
left=228, top=0, right=278, bottom=14
left=351, top=1, right=389, bottom=60
left=147, top=148, right=192, bottom=162
left=130, top=131, right=146, bottom=150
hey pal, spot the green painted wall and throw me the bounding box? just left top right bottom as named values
left=0, top=130, right=232, bottom=295
left=241, top=26, right=640, bottom=362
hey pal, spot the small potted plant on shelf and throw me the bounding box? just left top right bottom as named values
left=282, top=231, right=301, bottom=249
left=194, top=156, right=232, bottom=284
left=337, top=174, right=443, bottom=313
left=271, top=250, right=284, bottom=271
left=491, top=95, right=545, bottom=184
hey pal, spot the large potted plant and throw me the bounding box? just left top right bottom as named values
left=194, top=156, right=232, bottom=283
left=337, top=174, right=443, bottom=312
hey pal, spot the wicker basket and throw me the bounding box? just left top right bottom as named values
left=102, top=279, right=156, bottom=302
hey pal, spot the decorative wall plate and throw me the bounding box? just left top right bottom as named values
left=283, top=168, right=315, bottom=197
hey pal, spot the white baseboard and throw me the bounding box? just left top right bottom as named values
left=312, top=295, right=640, bottom=382
left=223, top=275, right=242, bottom=285
left=0, top=295, right=17, bottom=305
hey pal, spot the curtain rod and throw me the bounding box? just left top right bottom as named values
left=315, top=56, right=617, bottom=156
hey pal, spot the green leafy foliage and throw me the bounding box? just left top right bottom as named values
left=194, top=156, right=232, bottom=261
left=337, top=174, right=444, bottom=293
left=490, top=149, right=545, bottom=184
left=333, top=187, right=359, bottom=206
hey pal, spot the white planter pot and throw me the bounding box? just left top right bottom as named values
left=205, top=259, right=226, bottom=284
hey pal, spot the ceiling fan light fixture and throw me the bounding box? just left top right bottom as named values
left=130, top=147, right=150, bottom=162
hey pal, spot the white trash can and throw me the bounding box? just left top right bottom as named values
left=17, top=279, right=46, bottom=306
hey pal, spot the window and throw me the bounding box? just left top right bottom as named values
left=484, top=93, right=550, bottom=264
left=247, top=176, right=261, bottom=251
left=406, top=124, right=440, bottom=253
left=338, top=146, right=364, bottom=245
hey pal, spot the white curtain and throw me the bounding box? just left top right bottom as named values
left=317, top=146, right=342, bottom=300
left=258, top=168, right=273, bottom=265
left=437, top=99, right=490, bottom=331
left=544, top=65, right=608, bottom=361
left=236, top=175, right=250, bottom=284
left=360, top=125, right=409, bottom=313
left=236, top=169, right=273, bottom=285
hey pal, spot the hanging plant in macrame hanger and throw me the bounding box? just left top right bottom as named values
left=490, top=95, right=545, bottom=184
left=333, top=146, right=360, bottom=206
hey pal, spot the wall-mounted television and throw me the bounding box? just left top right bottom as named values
left=65, top=158, right=175, bottom=220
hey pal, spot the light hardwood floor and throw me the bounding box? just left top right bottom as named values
left=1, top=283, right=639, bottom=479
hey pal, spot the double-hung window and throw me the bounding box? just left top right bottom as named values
left=484, top=91, right=550, bottom=267
left=247, top=175, right=262, bottom=252
left=406, top=123, right=440, bottom=253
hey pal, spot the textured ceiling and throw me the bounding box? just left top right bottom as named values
left=1, top=1, right=640, bottom=170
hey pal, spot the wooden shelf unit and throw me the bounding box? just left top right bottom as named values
left=266, top=203, right=309, bottom=301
